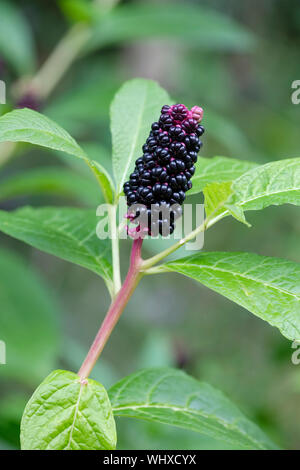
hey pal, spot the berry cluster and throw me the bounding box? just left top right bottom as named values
left=124, top=104, right=204, bottom=236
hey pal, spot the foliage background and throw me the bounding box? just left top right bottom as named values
left=0, top=0, right=299, bottom=449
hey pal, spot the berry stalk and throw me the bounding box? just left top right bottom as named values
left=78, top=238, right=144, bottom=379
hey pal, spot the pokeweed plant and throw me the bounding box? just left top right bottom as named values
left=0, top=78, right=299, bottom=450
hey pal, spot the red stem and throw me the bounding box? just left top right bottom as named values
left=78, top=238, right=143, bottom=380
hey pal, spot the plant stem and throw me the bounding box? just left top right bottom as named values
left=108, top=204, right=121, bottom=297
left=6, top=22, right=92, bottom=168
left=15, top=0, right=121, bottom=101
left=3, top=0, right=118, bottom=168
left=78, top=238, right=143, bottom=379
left=29, top=23, right=91, bottom=100
left=141, top=212, right=226, bottom=272
left=141, top=220, right=207, bottom=271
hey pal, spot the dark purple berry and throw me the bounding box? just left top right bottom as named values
left=196, top=125, right=205, bottom=136
left=125, top=103, right=204, bottom=236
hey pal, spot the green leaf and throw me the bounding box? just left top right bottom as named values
left=204, top=182, right=250, bottom=226
left=0, top=108, right=86, bottom=159
left=110, top=78, right=170, bottom=195
left=228, top=157, right=300, bottom=212
left=225, top=202, right=250, bottom=226
left=88, top=4, right=255, bottom=53
left=0, top=1, right=36, bottom=74
left=204, top=181, right=233, bottom=218
left=0, top=108, right=116, bottom=203
left=202, top=158, right=300, bottom=226
left=0, top=167, right=101, bottom=206
left=0, top=248, right=59, bottom=384
left=0, top=206, right=113, bottom=291
left=21, top=370, right=116, bottom=450
left=160, top=252, right=300, bottom=341
left=109, top=367, right=277, bottom=450
left=190, top=156, right=257, bottom=196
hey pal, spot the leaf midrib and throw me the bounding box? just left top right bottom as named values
left=66, top=382, right=84, bottom=450
left=112, top=403, right=266, bottom=450
left=117, top=86, right=147, bottom=192
left=0, top=126, right=84, bottom=157
left=236, top=186, right=300, bottom=207
left=164, top=262, right=300, bottom=299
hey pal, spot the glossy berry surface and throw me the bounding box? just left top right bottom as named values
left=124, top=104, right=204, bottom=236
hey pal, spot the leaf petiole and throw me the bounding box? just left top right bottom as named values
left=140, top=203, right=232, bottom=273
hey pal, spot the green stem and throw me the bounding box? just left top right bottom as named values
left=78, top=238, right=143, bottom=379
left=141, top=213, right=224, bottom=271
left=78, top=210, right=224, bottom=378
left=3, top=0, right=119, bottom=169
left=6, top=22, right=92, bottom=168
left=108, top=204, right=121, bottom=297
left=141, top=220, right=206, bottom=271
left=29, top=23, right=91, bottom=100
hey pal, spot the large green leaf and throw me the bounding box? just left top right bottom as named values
left=109, top=368, right=277, bottom=450
left=0, top=167, right=100, bottom=206
left=0, top=1, right=36, bottom=74
left=88, top=3, right=255, bottom=53
left=0, top=108, right=115, bottom=203
left=110, top=78, right=170, bottom=195
left=159, top=252, right=300, bottom=340
left=0, top=249, right=59, bottom=384
left=228, top=158, right=300, bottom=212
left=190, top=156, right=257, bottom=196
left=21, top=370, right=116, bottom=450
left=0, top=108, right=86, bottom=159
left=0, top=207, right=113, bottom=291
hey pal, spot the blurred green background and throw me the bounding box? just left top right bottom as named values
left=0, top=0, right=299, bottom=450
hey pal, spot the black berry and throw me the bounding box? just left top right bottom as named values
left=124, top=104, right=204, bottom=236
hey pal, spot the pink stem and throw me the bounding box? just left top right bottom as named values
left=78, top=238, right=144, bottom=380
